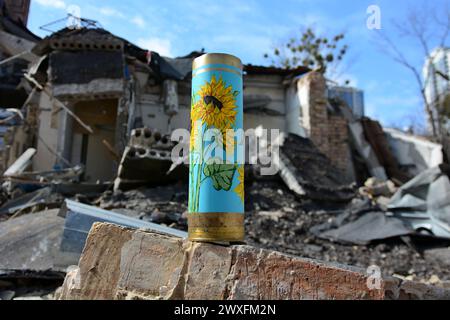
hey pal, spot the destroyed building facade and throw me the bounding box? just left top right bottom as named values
left=0, top=2, right=443, bottom=187
left=1, top=24, right=356, bottom=183
left=0, top=0, right=39, bottom=174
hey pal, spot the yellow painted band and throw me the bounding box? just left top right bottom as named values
left=192, top=67, right=242, bottom=77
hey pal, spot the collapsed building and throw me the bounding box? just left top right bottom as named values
left=0, top=0, right=39, bottom=174
left=23, top=29, right=356, bottom=185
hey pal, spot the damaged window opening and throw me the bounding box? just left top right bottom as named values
left=80, top=133, right=88, bottom=179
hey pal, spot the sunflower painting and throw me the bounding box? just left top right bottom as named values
left=189, top=73, right=243, bottom=212
left=193, top=75, right=238, bottom=131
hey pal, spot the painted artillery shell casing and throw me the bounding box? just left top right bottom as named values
left=188, top=53, right=244, bottom=242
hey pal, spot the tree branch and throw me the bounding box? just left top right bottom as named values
left=374, top=29, right=438, bottom=137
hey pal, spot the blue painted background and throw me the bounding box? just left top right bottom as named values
left=190, top=63, right=244, bottom=213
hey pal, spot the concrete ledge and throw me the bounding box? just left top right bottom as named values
left=58, top=222, right=449, bottom=300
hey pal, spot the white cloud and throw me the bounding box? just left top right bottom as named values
left=98, top=7, right=125, bottom=18
left=35, top=0, right=66, bottom=9
left=131, top=15, right=145, bottom=28
left=136, top=37, right=172, bottom=57
left=97, top=7, right=147, bottom=29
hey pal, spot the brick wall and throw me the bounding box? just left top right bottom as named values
left=59, top=223, right=386, bottom=300
left=58, top=222, right=450, bottom=300
left=298, top=72, right=350, bottom=173
left=327, top=115, right=350, bottom=171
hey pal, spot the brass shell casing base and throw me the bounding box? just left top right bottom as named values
left=188, top=212, right=244, bottom=242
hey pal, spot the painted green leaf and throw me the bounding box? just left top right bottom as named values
left=203, top=158, right=236, bottom=191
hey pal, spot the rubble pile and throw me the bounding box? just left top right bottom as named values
left=244, top=179, right=450, bottom=285
left=46, top=168, right=448, bottom=286
left=279, top=134, right=355, bottom=201
left=94, top=184, right=188, bottom=228
left=1, top=131, right=449, bottom=298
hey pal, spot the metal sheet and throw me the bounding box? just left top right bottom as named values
left=58, top=199, right=187, bottom=265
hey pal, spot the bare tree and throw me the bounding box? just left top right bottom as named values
left=264, top=27, right=351, bottom=84
left=375, top=3, right=450, bottom=139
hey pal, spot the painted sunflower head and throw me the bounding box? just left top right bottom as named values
left=233, top=165, right=244, bottom=203
left=193, top=75, right=238, bottom=131
left=190, top=120, right=201, bottom=152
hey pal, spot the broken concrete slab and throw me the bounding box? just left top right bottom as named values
left=59, top=222, right=390, bottom=300
left=0, top=30, right=37, bottom=61
left=114, top=127, right=188, bottom=190
left=360, top=118, right=410, bottom=183
left=5, top=165, right=83, bottom=183
left=384, top=128, right=443, bottom=177
left=0, top=209, right=65, bottom=273
left=3, top=147, right=36, bottom=177
left=267, top=133, right=356, bottom=202
left=349, top=121, right=387, bottom=181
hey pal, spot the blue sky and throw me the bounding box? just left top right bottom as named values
left=28, top=0, right=450, bottom=130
